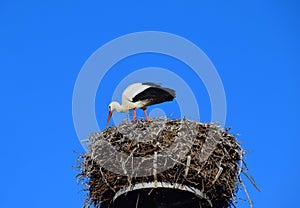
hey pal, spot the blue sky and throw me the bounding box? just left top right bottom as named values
left=1, top=1, right=299, bottom=207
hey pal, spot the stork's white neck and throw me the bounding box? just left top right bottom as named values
left=110, top=101, right=128, bottom=112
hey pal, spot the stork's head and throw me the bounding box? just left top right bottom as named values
left=106, top=102, right=118, bottom=126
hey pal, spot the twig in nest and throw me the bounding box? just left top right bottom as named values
left=212, top=166, right=223, bottom=184
left=184, top=156, right=191, bottom=178
left=242, top=160, right=262, bottom=192
left=239, top=175, right=253, bottom=208
left=100, top=167, right=116, bottom=193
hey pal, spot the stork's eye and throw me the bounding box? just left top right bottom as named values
left=109, top=106, right=111, bottom=110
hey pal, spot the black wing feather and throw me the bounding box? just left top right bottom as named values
left=132, top=87, right=176, bottom=108
left=141, top=82, right=162, bottom=88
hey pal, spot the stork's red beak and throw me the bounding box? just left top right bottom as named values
left=106, top=110, right=113, bottom=126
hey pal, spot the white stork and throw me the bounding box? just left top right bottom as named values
left=106, top=82, right=176, bottom=126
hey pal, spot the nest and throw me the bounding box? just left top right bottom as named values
left=77, top=118, right=244, bottom=208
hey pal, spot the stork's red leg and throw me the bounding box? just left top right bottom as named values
left=133, top=108, right=137, bottom=121
left=143, top=109, right=149, bottom=121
